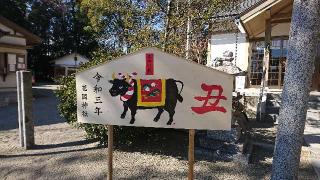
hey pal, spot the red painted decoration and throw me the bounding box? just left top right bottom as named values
left=140, top=79, right=162, bottom=103
left=145, top=53, right=154, bottom=75
left=191, top=83, right=227, bottom=114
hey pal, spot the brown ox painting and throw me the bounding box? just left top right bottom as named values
left=108, top=72, right=184, bottom=125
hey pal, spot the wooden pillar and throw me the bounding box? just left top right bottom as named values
left=188, top=129, right=195, bottom=180
left=264, top=16, right=271, bottom=86
left=107, top=125, right=114, bottom=180
left=258, top=11, right=272, bottom=120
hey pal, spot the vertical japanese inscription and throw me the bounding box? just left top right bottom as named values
left=93, top=72, right=103, bottom=116
left=145, top=53, right=154, bottom=75
left=81, top=85, right=88, bottom=117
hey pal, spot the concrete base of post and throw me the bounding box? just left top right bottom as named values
left=16, top=71, right=34, bottom=149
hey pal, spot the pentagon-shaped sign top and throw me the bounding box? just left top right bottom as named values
left=76, top=47, right=233, bottom=130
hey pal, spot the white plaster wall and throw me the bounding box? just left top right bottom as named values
left=0, top=49, right=27, bottom=88
left=54, top=53, right=89, bottom=66
left=207, top=33, right=249, bottom=71
left=0, top=23, right=28, bottom=88
left=0, top=36, right=26, bottom=45
left=256, top=23, right=290, bottom=37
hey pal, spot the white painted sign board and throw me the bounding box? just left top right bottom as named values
left=76, top=48, right=233, bottom=130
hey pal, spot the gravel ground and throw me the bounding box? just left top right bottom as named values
left=0, top=125, right=316, bottom=180
left=0, top=86, right=317, bottom=179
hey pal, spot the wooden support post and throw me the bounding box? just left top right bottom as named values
left=258, top=12, right=272, bottom=121
left=107, top=125, right=114, bottom=180
left=264, top=17, right=271, bottom=86
left=188, top=129, right=195, bottom=180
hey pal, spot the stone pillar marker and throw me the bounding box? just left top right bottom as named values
left=16, top=71, right=34, bottom=149
left=271, top=0, right=320, bottom=179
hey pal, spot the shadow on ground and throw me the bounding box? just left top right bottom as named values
left=113, top=128, right=240, bottom=163
left=33, top=139, right=98, bottom=150
left=0, top=146, right=100, bottom=159
left=114, top=128, right=189, bottom=160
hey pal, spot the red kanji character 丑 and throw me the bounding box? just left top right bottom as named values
left=191, top=83, right=227, bottom=114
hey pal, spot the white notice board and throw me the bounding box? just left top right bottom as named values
left=76, top=48, right=233, bottom=130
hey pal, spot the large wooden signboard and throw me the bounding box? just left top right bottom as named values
left=76, top=48, right=233, bottom=130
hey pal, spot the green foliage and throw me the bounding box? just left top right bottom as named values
left=55, top=50, right=113, bottom=145
left=79, top=0, right=236, bottom=63
left=26, top=0, right=99, bottom=81
left=80, top=0, right=164, bottom=52
left=162, top=0, right=237, bottom=61
left=0, top=0, right=29, bottom=28
left=2, top=0, right=236, bottom=79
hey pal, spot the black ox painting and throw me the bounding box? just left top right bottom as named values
left=76, top=48, right=233, bottom=130
left=109, top=72, right=184, bottom=125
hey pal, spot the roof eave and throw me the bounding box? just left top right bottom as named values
left=240, top=0, right=281, bottom=22
left=0, top=16, right=42, bottom=46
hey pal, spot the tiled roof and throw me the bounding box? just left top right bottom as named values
left=0, top=16, right=41, bottom=45
left=210, top=0, right=266, bottom=33
left=215, top=0, right=266, bottom=18
left=239, top=0, right=266, bottom=14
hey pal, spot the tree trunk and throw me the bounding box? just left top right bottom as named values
left=185, top=0, right=191, bottom=60
left=163, top=0, right=172, bottom=51
left=271, top=0, right=320, bottom=179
